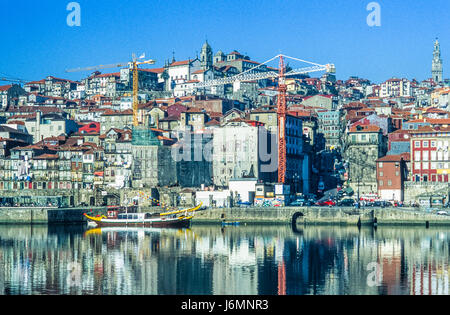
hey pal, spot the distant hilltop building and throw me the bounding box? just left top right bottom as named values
left=432, top=38, right=443, bottom=83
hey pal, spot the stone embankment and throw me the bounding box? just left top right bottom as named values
left=0, top=207, right=105, bottom=224
left=1, top=206, right=450, bottom=227
left=193, top=207, right=450, bottom=227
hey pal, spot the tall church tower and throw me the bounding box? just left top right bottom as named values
left=432, top=38, right=443, bottom=83
left=200, top=40, right=213, bottom=70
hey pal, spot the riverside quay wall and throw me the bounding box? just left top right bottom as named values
left=0, top=207, right=106, bottom=224
left=193, top=207, right=450, bottom=227
left=1, top=206, right=450, bottom=226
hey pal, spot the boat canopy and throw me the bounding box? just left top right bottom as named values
left=117, top=213, right=147, bottom=220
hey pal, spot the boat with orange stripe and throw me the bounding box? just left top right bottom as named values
left=84, top=203, right=202, bottom=228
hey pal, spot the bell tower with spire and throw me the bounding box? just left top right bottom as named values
left=432, top=38, right=443, bottom=83
left=200, top=40, right=213, bottom=70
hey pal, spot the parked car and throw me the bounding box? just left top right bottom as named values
left=337, top=199, right=355, bottom=207
left=316, top=200, right=336, bottom=207
left=437, top=210, right=448, bottom=216
left=366, top=201, right=390, bottom=207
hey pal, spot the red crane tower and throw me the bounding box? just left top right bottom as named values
left=277, top=55, right=287, bottom=184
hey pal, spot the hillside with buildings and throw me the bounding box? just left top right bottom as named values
left=0, top=39, right=448, bottom=209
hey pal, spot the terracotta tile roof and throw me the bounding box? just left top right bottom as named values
left=205, top=119, right=221, bottom=126
left=7, top=106, right=63, bottom=114
left=140, top=68, right=164, bottom=74
left=138, top=102, right=155, bottom=110
left=0, top=137, right=27, bottom=143
left=170, top=59, right=194, bottom=67
left=234, top=59, right=260, bottom=65
left=344, top=102, right=366, bottom=108
left=82, top=142, right=99, bottom=148
left=357, top=108, right=376, bottom=113
left=377, top=152, right=410, bottom=162
left=427, top=118, right=450, bottom=125
left=349, top=124, right=381, bottom=133
left=425, top=107, right=448, bottom=113
left=411, top=125, right=450, bottom=133
left=91, top=72, right=120, bottom=78
left=227, top=118, right=265, bottom=126
left=406, top=118, right=450, bottom=125
left=207, top=111, right=223, bottom=118
left=389, top=129, right=411, bottom=136
left=159, top=116, right=179, bottom=122
left=6, top=120, right=25, bottom=125
left=25, top=80, right=45, bottom=85
left=12, top=144, right=44, bottom=151
left=288, top=110, right=315, bottom=117
left=186, top=107, right=205, bottom=113
left=0, top=85, right=13, bottom=91
left=101, top=109, right=133, bottom=116
left=36, top=135, right=66, bottom=143
left=46, top=76, right=77, bottom=83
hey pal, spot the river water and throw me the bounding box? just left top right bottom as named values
left=0, top=224, right=448, bottom=295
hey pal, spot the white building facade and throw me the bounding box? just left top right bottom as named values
left=380, top=78, right=412, bottom=98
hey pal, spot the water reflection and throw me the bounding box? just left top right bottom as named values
left=0, top=224, right=448, bottom=295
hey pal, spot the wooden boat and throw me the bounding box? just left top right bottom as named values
left=84, top=203, right=202, bottom=228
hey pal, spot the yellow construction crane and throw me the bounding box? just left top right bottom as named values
left=66, top=53, right=156, bottom=126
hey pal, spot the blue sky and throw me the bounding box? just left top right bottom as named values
left=0, top=0, right=448, bottom=84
